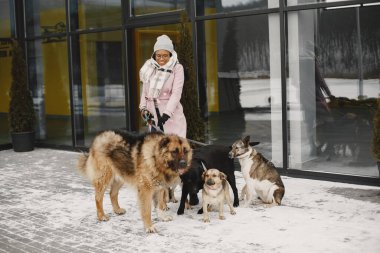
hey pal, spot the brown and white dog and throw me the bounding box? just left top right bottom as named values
left=77, top=130, right=192, bottom=233
left=201, top=168, right=236, bottom=222
left=229, top=136, right=285, bottom=207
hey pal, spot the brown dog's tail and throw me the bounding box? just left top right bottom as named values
left=274, top=187, right=285, bottom=205
left=77, top=152, right=89, bottom=177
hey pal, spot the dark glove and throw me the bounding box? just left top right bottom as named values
left=141, top=109, right=154, bottom=123
left=158, top=113, right=170, bottom=126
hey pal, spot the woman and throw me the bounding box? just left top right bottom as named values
left=139, top=34, right=187, bottom=138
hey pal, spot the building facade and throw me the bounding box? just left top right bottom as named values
left=0, top=0, right=379, bottom=185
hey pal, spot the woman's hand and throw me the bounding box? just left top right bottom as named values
left=158, top=113, right=170, bottom=126
left=141, top=109, right=154, bottom=123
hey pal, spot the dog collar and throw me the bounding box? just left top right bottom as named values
left=235, top=147, right=253, bottom=159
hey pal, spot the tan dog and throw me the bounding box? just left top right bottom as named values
left=201, top=168, right=236, bottom=222
left=77, top=130, right=192, bottom=233
left=229, top=136, right=285, bottom=207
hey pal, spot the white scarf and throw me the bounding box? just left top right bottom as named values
left=139, top=51, right=178, bottom=99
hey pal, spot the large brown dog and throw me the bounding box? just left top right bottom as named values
left=77, top=130, right=192, bottom=233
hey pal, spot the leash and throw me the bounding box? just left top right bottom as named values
left=148, top=122, right=207, bottom=147
left=153, top=99, right=164, bottom=131
left=201, top=161, right=207, bottom=171
left=141, top=104, right=207, bottom=147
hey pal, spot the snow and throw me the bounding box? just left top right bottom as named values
left=240, top=78, right=379, bottom=108
left=0, top=148, right=380, bottom=253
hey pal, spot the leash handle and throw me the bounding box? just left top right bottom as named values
left=153, top=99, right=164, bottom=132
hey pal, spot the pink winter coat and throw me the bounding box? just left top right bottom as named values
left=139, top=63, right=187, bottom=138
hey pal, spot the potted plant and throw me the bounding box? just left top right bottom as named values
left=373, top=96, right=380, bottom=177
left=8, top=39, right=36, bottom=152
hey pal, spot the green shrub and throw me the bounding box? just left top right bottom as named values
left=177, top=12, right=205, bottom=144
left=8, top=40, right=35, bottom=132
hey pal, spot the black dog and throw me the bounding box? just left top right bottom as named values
left=177, top=145, right=239, bottom=215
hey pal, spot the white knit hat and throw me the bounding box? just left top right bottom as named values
left=154, top=34, right=174, bottom=53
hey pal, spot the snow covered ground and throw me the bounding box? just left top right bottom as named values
left=0, top=148, right=380, bottom=253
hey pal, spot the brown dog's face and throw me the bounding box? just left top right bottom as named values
left=159, top=135, right=192, bottom=175
left=202, top=169, right=226, bottom=190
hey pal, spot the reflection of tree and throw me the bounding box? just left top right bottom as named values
left=235, top=14, right=269, bottom=73
left=319, top=7, right=380, bottom=78
left=239, top=41, right=269, bottom=73
left=221, top=18, right=238, bottom=72
left=360, top=6, right=380, bottom=78
left=219, top=18, right=242, bottom=111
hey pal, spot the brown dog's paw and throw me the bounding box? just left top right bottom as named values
left=265, top=202, right=278, bottom=208
left=156, top=208, right=173, bottom=222
left=219, top=215, right=225, bottom=220
left=231, top=210, right=236, bottom=215
left=114, top=208, right=126, bottom=215
left=97, top=214, right=110, bottom=221
left=203, top=217, right=210, bottom=223
left=145, top=225, right=157, bottom=233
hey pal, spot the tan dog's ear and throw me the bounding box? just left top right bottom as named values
left=202, top=171, right=207, bottom=182
left=219, top=172, right=227, bottom=180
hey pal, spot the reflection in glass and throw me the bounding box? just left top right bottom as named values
left=196, top=0, right=273, bottom=16
left=75, top=0, right=121, bottom=30
left=131, top=0, right=185, bottom=16
left=25, top=0, right=66, bottom=37
left=0, top=0, right=12, bottom=37
left=202, top=14, right=282, bottom=166
left=72, top=31, right=126, bottom=146
left=0, top=40, right=12, bottom=144
left=287, top=0, right=353, bottom=6
left=287, top=8, right=379, bottom=177
left=27, top=38, right=71, bottom=146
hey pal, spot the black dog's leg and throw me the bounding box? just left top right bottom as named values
left=227, top=175, right=239, bottom=207
left=177, top=188, right=189, bottom=215
left=197, top=207, right=203, bottom=214
left=189, top=193, right=199, bottom=206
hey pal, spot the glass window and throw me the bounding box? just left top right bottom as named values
left=287, top=8, right=379, bottom=177
left=0, top=0, right=12, bottom=37
left=72, top=0, right=122, bottom=30
left=131, top=0, right=186, bottom=16
left=0, top=40, right=12, bottom=145
left=27, top=38, right=71, bottom=146
left=71, top=31, right=126, bottom=146
left=201, top=13, right=283, bottom=166
left=132, top=24, right=181, bottom=132
left=25, top=0, right=66, bottom=38
left=287, top=0, right=355, bottom=6
left=360, top=5, right=380, bottom=99
left=196, top=0, right=277, bottom=16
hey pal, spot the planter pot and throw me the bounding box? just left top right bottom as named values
left=11, top=131, right=35, bottom=152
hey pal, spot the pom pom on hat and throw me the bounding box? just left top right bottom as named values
left=154, top=35, right=174, bottom=53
